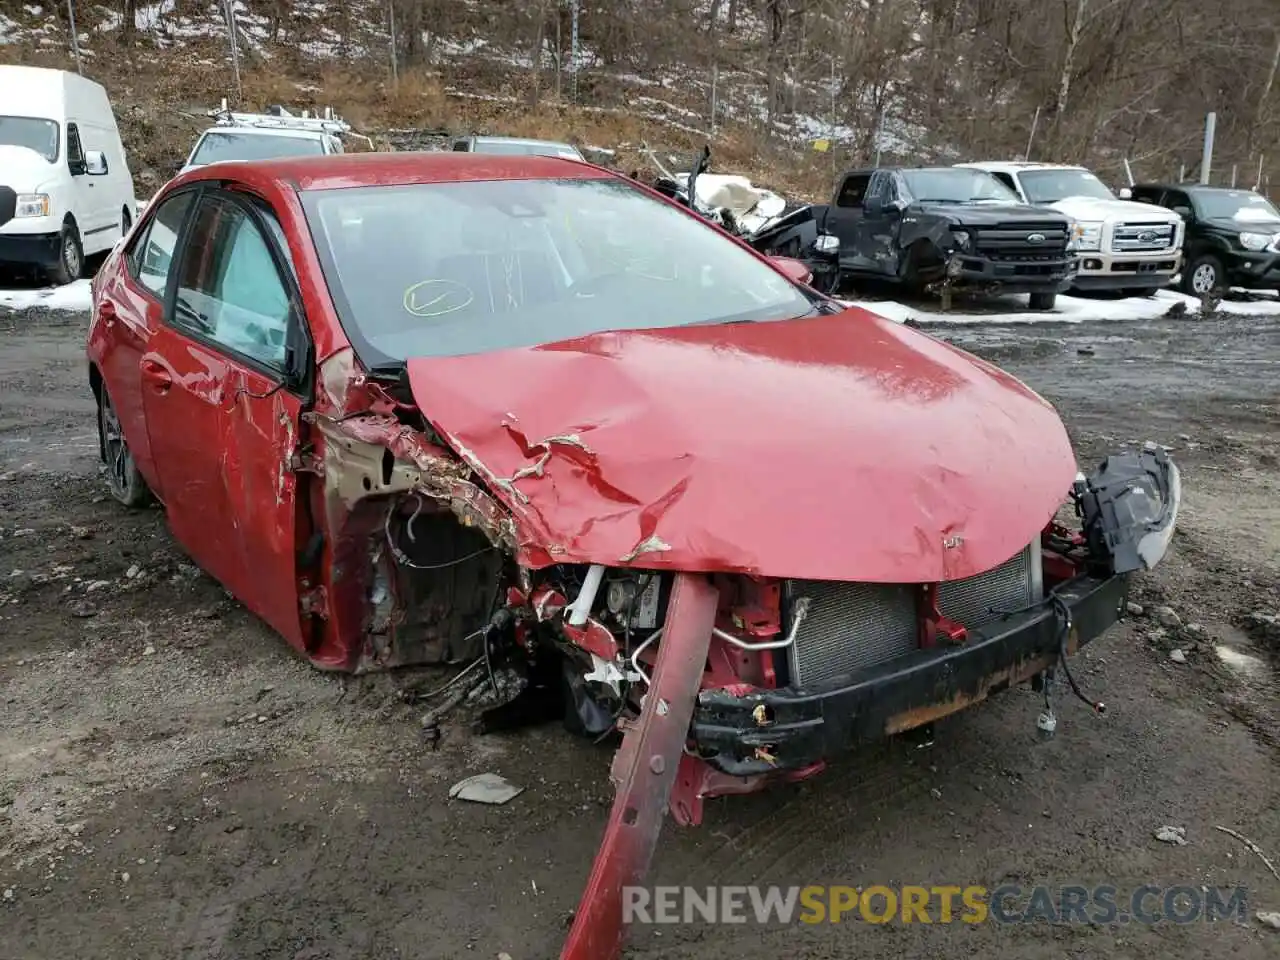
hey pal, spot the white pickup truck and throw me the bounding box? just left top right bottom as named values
left=957, top=162, right=1185, bottom=296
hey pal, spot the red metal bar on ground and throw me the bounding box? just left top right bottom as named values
left=560, top=573, right=719, bottom=960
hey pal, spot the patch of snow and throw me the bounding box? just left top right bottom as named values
left=0, top=280, right=92, bottom=313
left=0, top=14, right=18, bottom=42
left=840, top=289, right=1280, bottom=326
left=1215, top=645, right=1269, bottom=681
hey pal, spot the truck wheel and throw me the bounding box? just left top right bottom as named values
left=1182, top=254, right=1223, bottom=296
left=1029, top=291, right=1057, bottom=311
left=47, top=219, right=83, bottom=286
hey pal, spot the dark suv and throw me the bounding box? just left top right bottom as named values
left=1129, top=183, right=1280, bottom=295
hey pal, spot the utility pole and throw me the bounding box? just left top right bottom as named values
left=223, top=0, right=241, bottom=101
left=66, top=1, right=83, bottom=74
left=388, top=0, right=398, bottom=86
left=1200, top=112, right=1216, bottom=185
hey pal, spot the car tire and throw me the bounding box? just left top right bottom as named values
left=1029, top=291, right=1057, bottom=311
left=1182, top=254, right=1224, bottom=296
left=97, top=383, right=153, bottom=508
left=46, top=219, right=83, bottom=286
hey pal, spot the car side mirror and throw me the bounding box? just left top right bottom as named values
left=863, top=195, right=885, bottom=216
left=85, top=150, right=109, bottom=176
left=1118, top=187, right=1133, bottom=199
left=770, top=256, right=813, bottom=286
left=1172, top=205, right=1193, bottom=221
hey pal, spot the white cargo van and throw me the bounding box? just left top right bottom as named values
left=0, top=66, right=136, bottom=284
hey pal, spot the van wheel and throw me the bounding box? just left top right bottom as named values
left=1029, top=291, right=1057, bottom=311
left=47, top=220, right=84, bottom=286
left=97, top=384, right=153, bottom=508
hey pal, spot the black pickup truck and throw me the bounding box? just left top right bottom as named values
left=751, top=166, right=1078, bottom=308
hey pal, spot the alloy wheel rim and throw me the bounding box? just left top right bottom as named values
left=1192, top=263, right=1215, bottom=294
left=102, top=399, right=130, bottom=494
left=63, top=233, right=80, bottom=277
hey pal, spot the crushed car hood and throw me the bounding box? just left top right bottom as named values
left=406, top=308, right=1076, bottom=583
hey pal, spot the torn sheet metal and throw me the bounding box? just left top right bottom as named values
left=405, top=308, right=1076, bottom=584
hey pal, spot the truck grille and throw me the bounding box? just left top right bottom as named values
left=973, top=222, right=1070, bottom=261
left=784, top=544, right=1043, bottom=687
left=1110, top=222, right=1176, bottom=253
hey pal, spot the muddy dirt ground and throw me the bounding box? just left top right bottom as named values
left=1, top=294, right=1278, bottom=960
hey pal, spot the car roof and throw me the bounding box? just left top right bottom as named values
left=958, top=161, right=1088, bottom=173
left=202, top=125, right=328, bottom=140
left=183, top=150, right=609, bottom=192
left=1133, top=182, right=1260, bottom=195
left=468, top=135, right=578, bottom=149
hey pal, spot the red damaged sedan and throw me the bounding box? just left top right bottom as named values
left=87, top=152, right=1180, bottom=958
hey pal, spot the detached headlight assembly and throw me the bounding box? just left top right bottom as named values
left=1238, top=231, right=1271, bottom=251
left=1070, top=221, right=1103, bottom=252
left=15, top=194, right=50, bottom=218
left=813, top=234, right=839, bottom=254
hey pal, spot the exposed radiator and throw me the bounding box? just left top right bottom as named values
left=784, top=544, right=1043, bottom=687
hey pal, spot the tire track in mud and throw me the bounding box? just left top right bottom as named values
left=665, top=743, right=933, bottom=887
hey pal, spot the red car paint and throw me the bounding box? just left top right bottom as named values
left=85, top=151, right=1087, bottom=960
left=405, top=313, right=1075, bottom=583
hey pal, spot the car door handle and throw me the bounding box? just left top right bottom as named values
left=141, top=359, right=173, bottom=393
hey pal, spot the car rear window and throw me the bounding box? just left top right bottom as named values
left=300, top=176, right=814, bottom=364
left=190, top=131, right=326, bottom=166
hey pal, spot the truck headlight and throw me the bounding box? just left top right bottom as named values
left=15, top=194, right=51, bottom=218
left=1070, top=221, right=1103, bottom=251
left=950, top=229, right=971, bottom=251
left=1238, top=231, right=1271, bottom=251
left=813, top=234, right=839, bottom=254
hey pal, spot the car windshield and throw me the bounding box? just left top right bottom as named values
left=1018, top=169, right=1115, bottom=203
left=0, top=116, right=59, bottom=162
left=1193, top=189, right=1280, bottom=221
left=901, top=168, right=1020, bottom=204
left=190, top=131, right=326, bottom=166
left=475, top=140, right=582, bottom=160
left=301, top=177, right=815, bottom=362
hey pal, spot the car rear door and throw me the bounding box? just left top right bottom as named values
left=138, top=186, right=312, bottom=648
left=95, top=187, right=198, bottom=492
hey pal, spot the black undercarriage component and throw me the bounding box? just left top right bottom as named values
left=1074, top=445, right=1181, bottom=576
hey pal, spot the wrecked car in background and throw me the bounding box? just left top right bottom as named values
left=86, top=152, right=1181, bottom=960
left=754, top=165, right=1079, bottom=307
left=643, top=143, right=789, bottom=239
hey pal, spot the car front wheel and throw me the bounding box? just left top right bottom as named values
left=1029, top=291, right=1057, bottom=311
left=97, top=385, right=153, bottom=508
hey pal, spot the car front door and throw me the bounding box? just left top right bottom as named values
left=96, top=187, right=198, bottom=493
left=139, top=186, right=311, bottom=648
left=853, top=171, right=898, bottom=275
left=831, top=172, right=869, bottom=271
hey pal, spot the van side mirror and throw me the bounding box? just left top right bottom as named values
left=85, top=151, right=109, bottom=176
left=1118, top=187, right=1133, bottom=199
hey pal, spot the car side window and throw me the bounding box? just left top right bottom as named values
left=129, top=192, right=194, bottom=298
left=171, top=194, right=293, bottom=371
left=836, top=175, right=869, bottom=208
left=66, top=123, right=85, bottom=174
left=865, top=174, right=887, bottom=204
left=1164, top=190, right=1193, bottom=218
